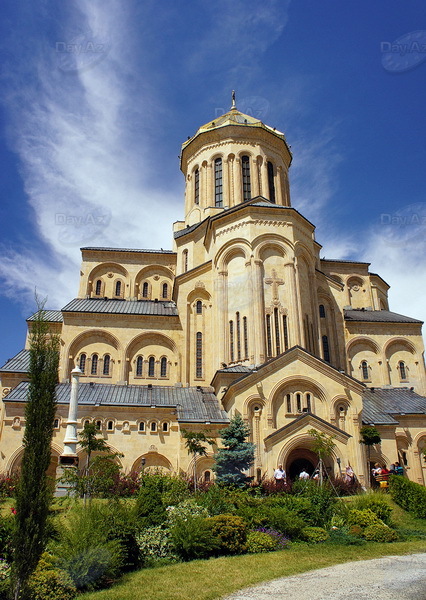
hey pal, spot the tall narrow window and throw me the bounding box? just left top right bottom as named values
left=214, top=158, right=223, bottom=207
left=148, top=356, right=155, bottom=377
left=79, top=353, right=86, bottom=374
left=196, top=332, right=203, bottom=378
left=399, top=361, right=407, bottom=380
left=229, top=320, right=234, bottom=362
left=194, top=168, right=199, bottom=204
left=296, top=393, right=302, bottom=412
left=286, top=393, right=291, bottom=413
left=183, top=249, right=188, bottom=273
left=274, top=307, right=280, bottom=355
left=322, top=335, right=330, bottom=363
left=236, top=312, right=241, bottom=361
left=95, top=280, right=102, bottom=295
left=91, top=354, right=98, bottom=375
left=319, top=304, right=326, bottom=318
left=136, top=356, right=143, bottom=376
left=196, top=300, right=202, bottom=314
left=142, top=282, right=149, bottom=298
left=115, top=281, right=122, bottom=297
left=266, top=314, right=272, bottom=357
left=162, top=283, right=168, bottom=299
left=103, top=354, right=110, bottom=376
left=306, top=393, right=311, bottom=412
left=243, top=316, right=248, bottom=359
left=241, top=155, right=251, bottom=201
left=160, top=357, right=167, bottom=378
left=283, top=315, right=289, bottom=351
left=361, top=360, right=369, bottom=380
left=267, top=161, right=275, bottom=203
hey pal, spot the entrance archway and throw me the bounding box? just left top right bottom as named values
left=286, top=448, right=318, bottom=480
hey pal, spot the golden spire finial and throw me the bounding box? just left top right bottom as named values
left=231, top=90, right=236, bottom=110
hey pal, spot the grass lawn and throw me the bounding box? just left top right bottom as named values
left=78, top=540, right=426, bottom=600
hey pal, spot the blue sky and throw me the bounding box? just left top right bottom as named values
left=1, top=0, right=426, bottom=367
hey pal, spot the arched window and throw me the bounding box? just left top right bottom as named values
left=274, top=307, right=280, bottom=355
left=319, top=304, right=326, bottom=318
left=107, top=420, right=114, bottom=431
left=150, top=421, right=157, bottom=432
left=148, top=357, right=155, bottom=377
left=115, top=280, right=122, bottom=297
left=196, top=332, right=203, bottom=378
left=79, top=353, right=86, bottom=374
left=322, top=335, right=330, bottom=363
left=91, top=354, right=98, bottom=375
left=162, top=283, right=168, bottom=299
left=266, top=314, right=272, bottom=357
left=204, top=471, right=211, bottom=482
left=241, top=155, right=251, bottom=201
left=243, top=316, right=248, bottom=359
left=183, top=249, right=188, bottom=273
left=136, top=356, right=143, bottom=377
left=194, top=168, right=200, bottom=204
left=283, top=315, right=289, bottom=351
left=229, top=320, right=234, bottom=362
left=160, top=357, right=167, bottom=378
left=296, top=393, right=302, bottom=412
left=361, top=360, right=369, bottom=380
left=196, top=300, right=202, bottom=314
left=95, top=420, right=102, bottom=430
left=95, top=279, right=102, bottom=296
left=214, top=158, right=223, bottom=207
left=138, top=421, right=145, bottom=432
left=236, top=312, right=241, bottom=361
left=162, top=421, right=169, bottom=432
left=306, top=393, right=311, bottom=412
left=286, top=393, right=292, bottom=413
left=103, top=354, right=110, bottom=376
left=142, top=282, right=149, bottom=298
left=83, top=419, right=90, bottom=427
left=399, top=361, right=407, bottom=380
left=267, top=161, right=275, bottom=203
left=53, top=418, right=59, bottom=429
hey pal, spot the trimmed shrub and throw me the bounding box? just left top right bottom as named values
left=136, top=526, right=179, bottom=565
left=170, top=516, right=219, bottom=561
left=167, top=500, right=209, bottom=526
left=206, top=514, right=248, bottom=555
left=350, top=493, right=392, bottom=525
left=347, top=509, right=382, bottom=530
left=246, top=531, right=277, bottom=553
left=301, top=527, right=329, bottom=543
left=27, top=554, right=76, bottom=600
left=254, top=528, right=290, bottom=550
left=363, top=523, right=398, bottom=543
left=348, top=525, right=363, bottom=537
left=389, top=475, right=426, bottom=519
left=135, top=484, right=167, bottom=528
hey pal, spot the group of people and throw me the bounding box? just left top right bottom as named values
left=372, top=461, right=404, bottom=481
left=273, top=463, right=357, bottom=484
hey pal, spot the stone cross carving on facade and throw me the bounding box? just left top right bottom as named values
left=264, top=269, right=284, bottom=302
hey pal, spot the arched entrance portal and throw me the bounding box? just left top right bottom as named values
left=286, top=448, right=318, bottom=480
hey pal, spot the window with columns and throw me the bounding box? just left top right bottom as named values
left=136, top=355, right=143, bottom=376
left=115, top=280, right=122, bottom=297
left=398, top=361, right=407, bottom=381
left=91, top=354, right=98, bottom=375
left=142, top=282, right=149, bottom=298
left=79, top=353, right=86, bottom=374
left=241, top=155, right=251, bottom=201
left=148, top=356, right=155, bottom=377
left=267, top=161, right=275, bottom=203
left=196, top=300, right=202, bottom=314
left=214, top=158, right=223, bottom=207
left=162, top=283, right=168, bottom=299
left=196, top=332, right=203, bottom=377
left=103, top=354, right=111, bottom=376
left=361, top=360, right=369, bottom=381
left=194, top=168, right=199, bottom=204
left=95, top=279, right=102, bottom=296
left=160, top=356, right=167, bottom=378
left=243, top=316, right=248, bottom=359
left=322, top=335, right=330, bottom=363
left=229, top=320, right=234, bottom=362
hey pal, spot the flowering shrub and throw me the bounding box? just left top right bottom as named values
left=136, top=526, right=179, bottom=564
left=246, top=531, right=277, bottom=553
left=0, top=559, right=10, bottom=581
left=110, top=471, right=140, bottom=497
left=167, top=500, right=209, bottom=526
left=0, top=473, right=18, bottom=499
left=254, top=528, right=290, bottom=549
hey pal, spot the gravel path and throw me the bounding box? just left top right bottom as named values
left=223, top=553, right=426, bottom=600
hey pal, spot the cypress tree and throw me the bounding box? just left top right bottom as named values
left=12, top=305, right=59, bottom=599
left=213, top=414, right=255, bottom=487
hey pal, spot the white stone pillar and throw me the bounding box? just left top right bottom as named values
left=62, top=367, right=82, bottom=457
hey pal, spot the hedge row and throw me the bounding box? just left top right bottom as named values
left=389, top=475, right=426, bottom=519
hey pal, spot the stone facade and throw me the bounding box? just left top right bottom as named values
left=1, top=103, right=426, bottom=486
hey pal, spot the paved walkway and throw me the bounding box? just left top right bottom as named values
left=223, top=553, right=426, bottom=600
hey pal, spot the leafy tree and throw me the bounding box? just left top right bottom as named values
left=360, top=425, right=381, bottom=487
left=308, top=428, right=336, bottom=485
left=213, top=415, right=255, bottom=488
left=182, top=430, right=214, bottom=491
left=12, top=304, right=60, bottom=600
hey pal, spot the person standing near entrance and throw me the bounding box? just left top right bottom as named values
left=274, top=464, right=286, bottom=489
left=299, top=468, right=310, bottom=480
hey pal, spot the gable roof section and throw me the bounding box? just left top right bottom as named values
left=62, top=298, right=178, bottom=317
left=264, top=412, right=351, bottom=446
left=81, top=247, right=176, bottom=255
left=4, top=382, right=229, bottom=424
left=27, top=310, right=63, bottom=323
left=362, top=387, right=426, bottom=425
left=345, top=309, right=422, bottom=324
left=0, top=349, right=30, bottom=373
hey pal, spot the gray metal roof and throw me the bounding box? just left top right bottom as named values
left=81, top=247, right=176, bottom=254
left=62, top=298, right=179, bottom=316
left=4, top=382, right=229, bottom=423
left=345, top=309, right=422, bottom=324
left=27, top=310, right=63, bottom=323
left=174, top=221, right=204, bottom=239
left=216, top=365, right=253, bottom=374
left=321, top=258, right=370, bottom=265
left=0, top=349, right=30, bottom=373
left=362, top=387, right=426, bottom=425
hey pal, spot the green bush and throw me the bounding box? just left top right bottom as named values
left=136, top=526, right=179, bottom=565
left=135, top=484, right=167, bottom=528
left=206, top=514, right=248, bottom=555
left=234, top=504, right=268, bottom=529
left=327, top=528, right=366, bottom=546
left=350, top=493, right=392, bottom=525
left=166, top=499, right=209, bottom=526
left=290, top=480, right=338, bottom=527
left=265, top=496, right=316, bottom=525
left=55, top=504, right=124, bottom=591
left=195, top=485, right=235, bottom=516
left=363, top=523, right=398, bottom=543
left=170, top=516, right=219, bottom=561
left=263, top=507, right=306, bottom=539
left=347, top=508, right=382, bottom=530
left=99, top=501, right=141, bottom=571
left=389, top=475, right=426, bottom=519
left=0, top=516, right=14, bottom=562
left=139, top=472, right=190, bottom=507
left=301, top=527, right=329, bottom=543
left=348, top=525, right=363, bottom=537
left=27, top=553, right=77, bottom=600
left=246, top=531, right=277, bottom=553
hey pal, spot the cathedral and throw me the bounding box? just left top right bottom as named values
left=1, top=97, right=426, bottom=487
